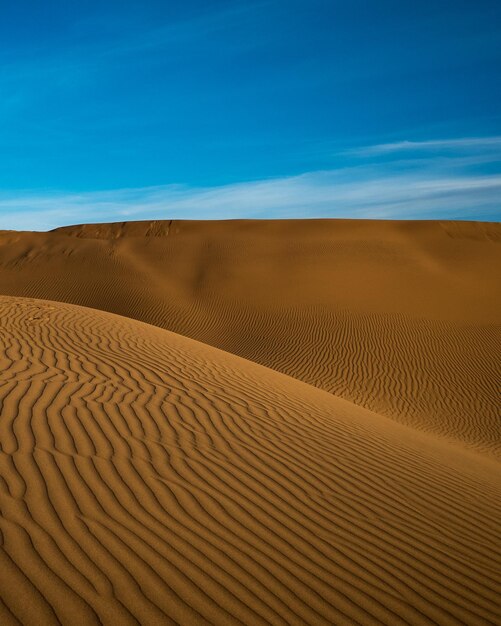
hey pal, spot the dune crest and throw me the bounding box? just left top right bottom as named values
left=0, top=296, right=500, bottom=625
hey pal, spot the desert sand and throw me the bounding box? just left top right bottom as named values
left=0, top=219, right=500, bottom=624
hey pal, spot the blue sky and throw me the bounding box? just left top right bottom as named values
left=1, top=0, right=500, bottom=229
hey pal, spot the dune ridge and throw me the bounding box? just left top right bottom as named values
left=0, top=219, right=499, bottom=455
left=0, top=295, right=500, bottom=625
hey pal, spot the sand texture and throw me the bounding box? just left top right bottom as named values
left=0, top=219, right=500, bottom=625
left=0, top=219, right=499, bottom=455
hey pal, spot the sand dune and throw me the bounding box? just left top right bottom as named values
left=0, top=219, right=499, bottom=455
left=1, top=295, right=500, bottom=625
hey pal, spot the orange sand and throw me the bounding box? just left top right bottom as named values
left=0, top=219, right=499, bottom=624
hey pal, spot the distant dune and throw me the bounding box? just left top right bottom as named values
left=0, top=219, right=499, bottom=455
left=1, top=296, right=500, bottom=625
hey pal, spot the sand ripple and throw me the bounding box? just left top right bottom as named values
left=0, top=296, right=500, bottom=625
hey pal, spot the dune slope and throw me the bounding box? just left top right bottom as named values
left=0, top=296, right=500, bottom=625
left=0, top=219, right=499, bottom=455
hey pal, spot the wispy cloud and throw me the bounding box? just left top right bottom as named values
left=1, top=136, right=500, bottom=231
left=1, top=172, right=499, bottom=231
left=348, top=136, right=501, bottom=156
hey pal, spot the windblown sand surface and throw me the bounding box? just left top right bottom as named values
left=0, top=219, right=499, bottom=454
left=0, top=220, right=500, bottom=624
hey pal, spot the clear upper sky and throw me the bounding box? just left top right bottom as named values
left=1, top=0, right=500, bottom=229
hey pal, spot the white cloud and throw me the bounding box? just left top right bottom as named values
left=1, top=136, right=500, bottom=231
left=1, top=170, right=499, bottom=231
left=348, top=136, right=501, bottom=156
